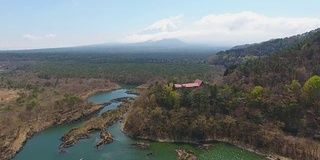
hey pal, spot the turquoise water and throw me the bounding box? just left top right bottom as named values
left=87, top=89, right=137, bottom=103
left=14, top=88, right=265, bottom=160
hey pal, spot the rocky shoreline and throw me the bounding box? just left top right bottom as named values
left=1, top=87, right=121, bottom=160
left=120, top=127, right=288, bottom=160
left=1, top=104, right=104, bottom=160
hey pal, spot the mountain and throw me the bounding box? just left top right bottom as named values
left=80, top=38, right=220, bottom=53
left=209, top=28, right=320, bottom=67
left=138, top=19, right=179, bottom=35
left=66, top=38, right=194, bottom=52
left=133, top=38, right=186, bottom=47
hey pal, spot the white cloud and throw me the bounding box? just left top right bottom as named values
left=22, top=33, right=57, bottom=40
left=22, top=34, right=42, bottom=40
left=195, top=11, right=320, bottom=35
left=192, top=11, right=320, bottom=45
left=45, top=33, right=57, bottom=39
left=120, top=12, right=320, bottom=45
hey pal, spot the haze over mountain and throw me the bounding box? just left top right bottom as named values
left=0, top=38, right=224, bottom=54
left=85, top=38, right=186, bottom=47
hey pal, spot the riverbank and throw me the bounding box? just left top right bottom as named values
left=0, top=79, right=121, bottom=160
left=121, top=93, right=288, bottom=160
left=213, top=138, right=289, bottom=160
left=121, top=127, right=287, bottom=160
left=1, top=104, right=104, bottom=160
left=80, top=84, right=121, bottom=99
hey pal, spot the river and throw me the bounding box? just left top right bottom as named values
left=14, top=87, right=265, bottom=160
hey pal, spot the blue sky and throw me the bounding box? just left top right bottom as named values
left=1, top=0, right=320, bottom=49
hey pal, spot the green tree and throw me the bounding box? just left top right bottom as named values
left=191, top=90, right=208, bottom=109
left=285, top=80, right=301, bottom=96
left=152, top=83, right=180, bottom=109
left=180, top=87, right=191, bottom=107
left=301, top=75, right=320, bottom=107
left=250, top=86, right=263, bottom=105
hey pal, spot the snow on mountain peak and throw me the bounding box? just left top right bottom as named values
left=138, top=19, right=180, bottom=35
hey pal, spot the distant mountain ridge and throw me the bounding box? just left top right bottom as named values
left=209, top=28, right=320, bottom=67
left=0, top=38, right=220, bottom=54
left=87, top=38, right=187, bottom=48
left=133, top=38, right=186, bottom=47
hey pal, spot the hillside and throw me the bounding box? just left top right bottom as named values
left=209, top=28, right=320, bottom=67
left=225, top=30, right=320, bottom=89
left=223, top=28, right=320, bottom=137
left=123, top=30, right=320, bottom=159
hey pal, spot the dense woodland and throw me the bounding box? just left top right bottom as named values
left=209, top=28, right=320, bottom=67
left=0, top=51, right=222, bottom=84
left=124, top=31, right=320, bottom=159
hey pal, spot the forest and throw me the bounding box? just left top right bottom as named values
left=209, top=28, right=320, bottom=67
left=0, top=48, right=223, bottom=159
left=124, top=31, right=320, bottom=159
left=0, top=51, right=222, bottom=84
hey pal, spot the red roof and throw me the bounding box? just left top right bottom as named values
left=194, top=79, right=202, bottom=86
left=174, top=79, right=203, bottom=88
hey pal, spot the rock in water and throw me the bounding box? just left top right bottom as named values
left=96, top=131, right=113, bottom=149
left=198, top=143, right=213, bottom=150
left=131, top=142, right=150, bottom=149
left=176, top=149, right=197, bottom=160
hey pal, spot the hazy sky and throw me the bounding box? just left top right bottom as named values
left=1, top=0, right=320, bottom=50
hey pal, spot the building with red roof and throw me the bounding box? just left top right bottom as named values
left=174, top=79, right=203, bottom=88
